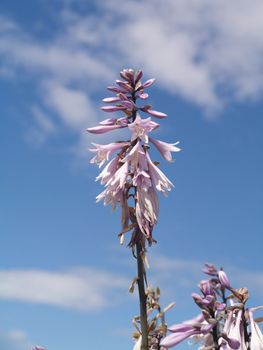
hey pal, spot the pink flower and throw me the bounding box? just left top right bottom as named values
left=140, top=105, right=167, bottom=118
left=249, top=310, right=263, bottom=349
left=87, top=117, right=128, bottom=134
left=128, top=114, right=159, bottom=143
left=161, top=314, right=214, bottom=348
left=96, top=156, right=120, bottom=185
left=96, top=160, right=129, bottom=208
left=149, top=137, right=180, bottom=162
left=136, top=186, right=159, bottom=237
left=227, top=310, right=246, bottom=350
left=89, top=142, right=129, bottom=168
left=219, top=311, right=242, bottom=350
left=146, top=152, right=174, bottom=193
left=218, top=269, right=231, bottom=289
left=202, top=263, right=218, bottom=276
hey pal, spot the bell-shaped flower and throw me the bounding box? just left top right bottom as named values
left=249, top=310, right=263, bottom=350
left=136, top=186, right=159, bottom=237
left=202, top=263, right=218, bottom=276
left=146, top=152, right=174, bottom=194
left=128, top=114, right=159, bottom=143
left=149, top=137, right=180, bottom=162
left=198, top=279, right=214, bottom=296
left=87, top=117, right=128, bottom=134
left=96, top=161, right=129, bottom=209
left=96, top=156, right=120, bottom=185
left=161, top=314, right=214, bottom=348
left=218, top=269, right=231, bottom=289
left=227, top=310, right=246, bottom=350
left=90, top=142, right=129, bottom=168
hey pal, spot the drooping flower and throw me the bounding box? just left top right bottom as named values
left=89, top=142, right=129, bottom=168
left=149, top=137, right=181, bottom=162
left=202, top=263, right=218, bottom=276
left=146, top=152, right=174, bottom=194
left=128, top=114, right=159, bottom=143
left=87, top=117, right=128, bottom=134
left=249, top=310, right=263, bottom=349
left=160, top=314, right=214, bottom=348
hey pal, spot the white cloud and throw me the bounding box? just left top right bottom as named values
left=0, top=329, right=31, bottom=350
left=1, top=0, right=263, bottom=148
left=0, top=267, right=129, bottom=311
left=43, top=82, right=95, bottom=130
left=25, top=105, right=57, bottom=146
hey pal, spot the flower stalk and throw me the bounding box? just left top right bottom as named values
left=88, top=68, right=180, bottom=349
left=136, top=238, right=149, bottom=350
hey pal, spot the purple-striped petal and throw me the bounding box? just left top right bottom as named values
left=135, top=69, right=143, bottom=83
left=143, top=78, right=155, bottom=88
left=218, top=270, right=231, bottom=289
left=146, top=109, right=167, bottom=118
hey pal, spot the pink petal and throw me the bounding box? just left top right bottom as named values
left=120, top=100, right=135, bottom=109
left=146, top=109, right=167, bottom=118
left=107, top=85, right=127, bottom=94
left=137, top=91, right=149, bottom=99
left=149, top=137, right=180, bottom=162
left=135, top=69, right=143, bottom=83
left=101, top=105, right=126, bottom=112
left=143, top=78, right=155, bottom=88
left=116, top=80, right=133, bottom=92
left=102, top=97, right=121, bottom=103
left=87, top=124, right=124, bottom=134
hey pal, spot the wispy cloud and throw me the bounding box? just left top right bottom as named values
left=0, top=329, right=31, bottom=350
left=0, top=267, right=129, bottom=311
left=1, top=0, right=263, bottom=149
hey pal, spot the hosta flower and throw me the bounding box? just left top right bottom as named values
left=160, top=314, right=214, bottom=348
left=149, top=137, right=181, bottom=162
left=218, top=269, right=231, bottom=289
left=88, top=68, right=180, bottom=243
left=90, top=142, right=129, bottom=168
left=136, top=186, right=159, bottom=237
left=146, top=152, right=174, bottom=194
left=87, top=117, right=128, bottom=134
left=128, top=114, right=159, bottom=143
left=164, top=265, right=263, bottom=350
left=249, top=310, right=263, bottom=349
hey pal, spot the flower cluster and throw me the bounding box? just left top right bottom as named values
left=88, top=69, right=180, bottom=246
left=160, top=264, right=263, bottom=349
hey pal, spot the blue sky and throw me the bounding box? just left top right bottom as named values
left=1, top=0, right=263, bottom=349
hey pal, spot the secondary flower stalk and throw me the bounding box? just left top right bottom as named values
left=161, top=264, right=263, bottom=350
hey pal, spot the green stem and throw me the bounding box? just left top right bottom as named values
left=136, top=241, right=148, bottom=350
